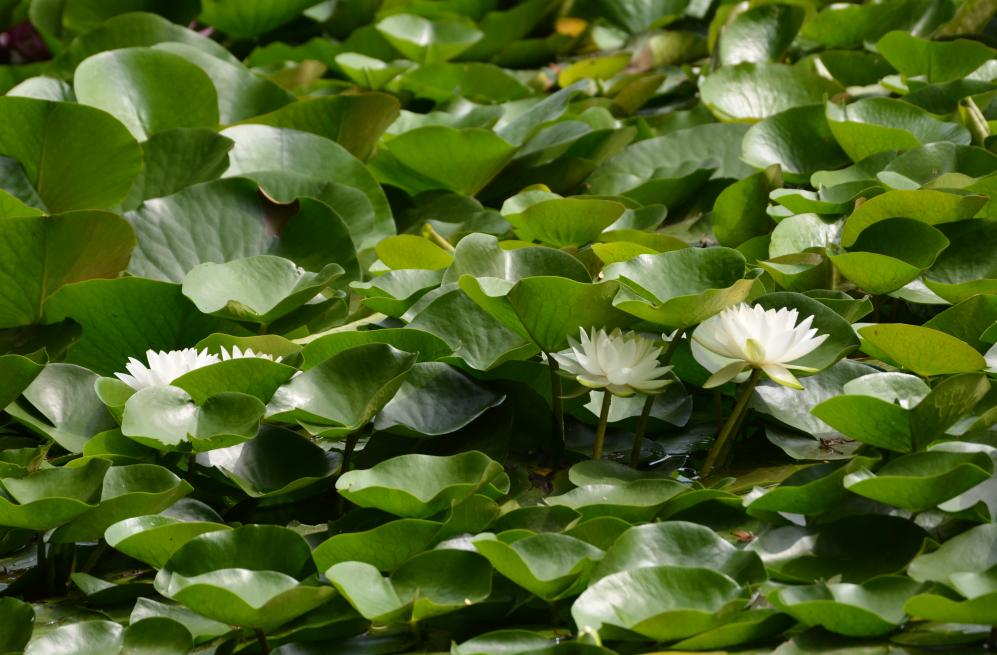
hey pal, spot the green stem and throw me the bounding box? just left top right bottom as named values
left=186, top=452, right=197, bottom=485
left=257, top=323, right=269, bottom=335
left=36, top=534, right=49, bottom=593
left=549, top=599, right=560, bottom=630
left=713, top=388, right=724, bottom=437
left=717, top=408, right=752, bottom=469
left=547, top=354, right=564, bottom=441
left=988, top=626, right=996, bottom=652
left=628, top=329, right=686, bottom=469
left=254, top=628, right=271, bottom=655
left=334, top=430, right=362, bottom=518
left=592, top=390, right=613, bottom=460
left=80, top=539, right=106, bottom=576
left=699, top=369, right=762, bottom=479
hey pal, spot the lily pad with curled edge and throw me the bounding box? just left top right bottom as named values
left=300, top=328, right=453, bottom=370
left=130, top=597, right=232, bottom=645
left=0, top=457, right=109, bottom=530
left=830, top=218, right=949, bottom=295
left=842, top=445, right=994, bottom=512
left=23, top=621, right=124, bottom=655
left=182, top=255, right=344, bottom=324
left=335, top=53, right=413, bottom=90
left=122, top=386, right=265, bottom=453
left=471, top=532, right=604, bottom=600
left=200, top=425, right=341, bottom=499
left=336, top=451, right=509, bottom=518
left=458, top=276, right=637, bottom=354
left=742, top=104, right=852, bottom=185
left=352, top=269, right=447, bottom=318
left=105, top=515, right=232, bottom=569
left=442, top=233, right=590, bottom=286
left=154, top=525, right=333, bottom=632
left=572, top=565, right=750, bottom=642
left=543, top=479, right=688, bottom=523
left=70, top=572, right=156, bottom=606
left=49, top=463, right=192, bottom=543
left=921, top=219, right=997, bottom=304
left=327, top=549, right=492, bottom=625
left=312, top=518, right=441, bottom=573
left=451, top=629, right=552, bottom=655
left=746, top=515, right=931, bottom=583
left=908, top=523, right=997, bottom=585
left=700, top=63, right=843, bottom=123
left=839, top=189, right=987, bottom=248
left=502, top=198, right=625, bottom=249
left=810, top=371, right=990, bottom=452
left=375, top=14, right=483, bottom=64
left=170, top=357, right=298, bottom=405
left=601, top=247, right=754, bottom=329
left=768, top=575, right=927, bottom=637
left=859, top=326, right=988, bottom=378
left=743, top=451, right=881, bottom=518
left=266, top=343, right=417, bottom=439
left=374, top=362, right=505, bottom=437
left=904, top=564, right=997, bottom=624
left=591, top=521, right=767, bottom=587
left=669, top=608, right=796, bottom=651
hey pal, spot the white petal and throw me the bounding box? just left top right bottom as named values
left=703, top=362, right=749, bottom=389
left=762, top=364, right=803, bottom=389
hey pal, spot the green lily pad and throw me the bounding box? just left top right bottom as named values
left=203, top=425, right=342, bottom=498
left=375, top=14, right=483, bottom=64
left=73, top=48, right=219, bottom=141
left=170, top=357, right=298, bottom=405
left=842, top=446, right=994, bottom=512
left=593, top=520, right=767, bottom=586
left=670, top=607, right=796, bottom=650
left=374, top=362, right=505, bottom=437
left=472, top=532, right=604, bottom=600
left=398, top=62, right=532, bottom=105
left=452, top=630, right=552, bottom=655
left=0, top=212, right=136, bottom=329
left=300, top=329, right=453, bottom=369
left=503, top=198, right=625, bottom=248
left=877, top=31, right=995, bottom=83
left=459, top=276, right=635, bottom=354
left=199, top=0, right=326, bottom=37
left=760, top=252, right=833, bottom=293
left=572, top=565, right=749, bottom=642
left=742, top=104, right=851, bottom=185
left=857, top=324, right=986, bottom=376
left=122, top=387, right=266, bottom=453
left=182, top=255, right=344, bottom=325
left=105, top=515, right=232, bottom=570
left=713, top=166, right=780, bottom=248
left=826, top=97, right=971, bottom=163
left=908, top=523, right=997, bottom=585
left=23, top=621, right=123, bottom=655
left=701, top=63, right=843, bottom=122
left=746, top=515, right=931, bottom=583
left=369, top=126, right=517, bottom=196
left=922, top=219, right=997, bottom=304
left=744, top=452, right=882, bottom=517
left=49, top=463, right=192, bottom=543
left=602, top=247, right=753, bottom=329
left=769, top=576, right=926, bottom=637
left=130, top=597, right=232, bottom=644
left=0, top=96, right=143, bottom=213
left=353, top=269, right=449, bottom=318
left=376, top=234, right=454, bottom=271
left=543, top=479, right=688, bottom=523
left=830, top=218, right=949, bottom=295
left=327, top=549, right=492, bottom=623
left=904, top=564, right=997, bottom=624
left=0, top=457, right=110, bottom=530
left=811, top=372, right=990, bottom=452
left=840, top=189, right=987, bottom=248
left=0, top=354, right=44, bottom=413
left=443, top=233, right=590, bottom=285
left=154, top=525, right=331, bottom=632
left=336, top=53, right=413, bottom=90
left=5, top=363, right=117, bottom=453
left=312, top=517, right=441, bottom=573
left=0, top=597, right=33, bottom=654
left=266, top=343, right=417, bottom=438
left=337, top=451, right=509, bottom=518
left=719, top=4, right=805, bottom=66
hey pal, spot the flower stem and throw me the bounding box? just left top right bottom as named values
left=254, top=628, right=271, bottom=655
left=713, top=388, right=724, bottom=436
left=80, top=539, right=106, bottom=575
left=186, top=452, right=197, bottom=485
left=628, top=328, right=685, bottom=468
left=334, top=429, right=361, bottom=518
left=592, top=390, right=613, bottom=460
left=700, top=369, right=761, bottom=479
left=547, top=354, right=564, bottom=441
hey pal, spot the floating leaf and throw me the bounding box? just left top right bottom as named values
left=701, top=63, right=843, bottom=122
left=375, top=14, right=483, bottom=64
left=472, top=532, right=604, bottom=600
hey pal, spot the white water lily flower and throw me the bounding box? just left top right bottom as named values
left=115, top=348, right=220, bottom=391
left=553, top=327, right=672, bottom=397
left=694, top=303, right=828, bottom=390
left=220, top=346, right=282, bottom=363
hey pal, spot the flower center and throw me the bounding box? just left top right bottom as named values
left=607, top=367, right=634, bottom=385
